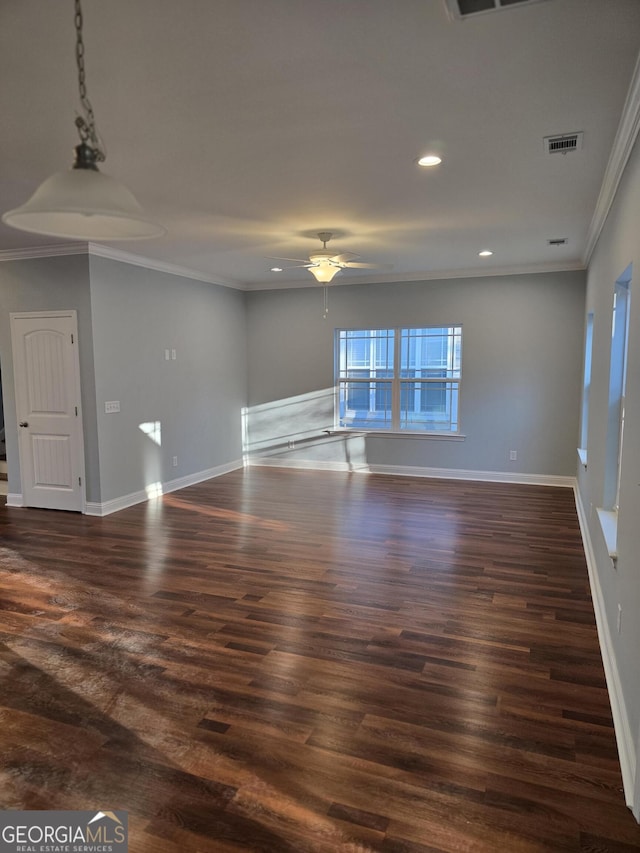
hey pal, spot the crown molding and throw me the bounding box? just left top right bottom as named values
left=243, top=260, right=586, bottom=291
left=0, top=240, right=246, bottom=290
left=0, top=242, right=87, bottom=262
left=86, top=244, right=245, bottom=290
left=583, top=52, right=640, bottom=265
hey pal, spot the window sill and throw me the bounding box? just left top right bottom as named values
left=596, top=507, right=618, bottom=564
left=577, top=447, right=588, bottom=468
left=327, top=429, right=466, bottom=441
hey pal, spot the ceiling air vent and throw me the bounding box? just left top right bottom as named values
left=544, top=132, right=583, bottom=155
left=444, top=0, right=550, bottom=21
left=547, top=238, right=568, bottom=246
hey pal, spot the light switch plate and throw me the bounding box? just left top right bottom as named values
left=105, top=401, right=120, bottom=413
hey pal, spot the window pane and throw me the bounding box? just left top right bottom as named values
left=400, top=380, right=459, bottom=432
left=400, top=327, right=461, bottom=379
left=339, top=329, right=394, bottom=379
left=339, top=381, right=392, bottom=429
left=580, top=312, right=593, bottom=449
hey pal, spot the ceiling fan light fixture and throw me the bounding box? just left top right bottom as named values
left=268, top=232, right=387, bottom=284
left=309, top=264, right=341, bottom=283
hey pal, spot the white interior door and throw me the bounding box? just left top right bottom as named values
left=10, top=311, right=85, bottom=512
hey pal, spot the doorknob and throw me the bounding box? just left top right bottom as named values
left=19, top=421, right=29, bottom=428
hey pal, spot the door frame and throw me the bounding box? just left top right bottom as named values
left=10, top=309, right=86, bottom=513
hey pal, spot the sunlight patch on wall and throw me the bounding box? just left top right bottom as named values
left=139, top=421, right=162, bottom=446
left=241, top=407, right=249, bottom=466
left=145, top=481, right=163, bottom=499
left=338, top=433, right=367, bottom=470
left=244, top=388, right=334, bottom=455
left=244, top=389, right=372, bottom=471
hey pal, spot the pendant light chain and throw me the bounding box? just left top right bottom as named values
left=74, top=0, right=105, bottom=161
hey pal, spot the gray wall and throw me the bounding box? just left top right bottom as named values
left=577, top=126, right=640, bottom=798
left=88, top=256, right=247, bottom=503
left=0, top=253, right=247, bottom=506
left=246, top=271, right=586, bottom=477
left=0, top=254, right=99, bottom=499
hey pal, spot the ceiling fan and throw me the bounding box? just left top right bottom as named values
left=270, top=232, right=391, bottom=283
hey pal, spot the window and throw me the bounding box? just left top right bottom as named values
left=336, top=326, right=462, bottom=433
left=603, top=269, right=631, bottom=511
left=578, top=312, right=593, bottom=464
left=597, top=266, right=631, bottom=563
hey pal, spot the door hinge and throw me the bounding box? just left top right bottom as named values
left=71, top=333, right=75, bottom=344
left=75, top=406, right=78, bottom=416
left=78, top=476, right=82, bottom=486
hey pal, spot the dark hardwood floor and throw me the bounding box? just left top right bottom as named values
left=1, top=468, right=639, bottom=852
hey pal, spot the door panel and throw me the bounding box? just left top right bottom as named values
left=11, top=312, right=85, bottom=512
left=31, top=434, right=74, bottom=488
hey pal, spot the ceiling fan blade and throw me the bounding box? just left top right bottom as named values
left=331, top=252, right=360, bottom=264
left=343, top=261, right=392, bottom=269
left=267, top=256, right=310, bottom=263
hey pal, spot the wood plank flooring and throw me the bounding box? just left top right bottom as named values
left=1, top=467, right=639, bottom=852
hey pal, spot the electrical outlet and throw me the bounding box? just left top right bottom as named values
left=104, top=401, right=120, bottom=414
left=172, top=456, right=178, bottom=467
left=164, top=349, right=170, bottom=360
left=171, top=349, right=177, bottom=360
left=509, top=450, right=517, bottom=461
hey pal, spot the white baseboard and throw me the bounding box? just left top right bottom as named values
left=574, top=485, right=636, bottom=809
left=5, top=493, right=24, bottom=508
left=84, top=459, right=244, bottom=517
left=248, top=456, right=369, bottom=473
left=367, top=463, right=574, bottom=487
left=248, top=457, right=575, bottom=487
left=163, top=459, right=242, bottom=495
left=85, top=490, right=148, bottom=517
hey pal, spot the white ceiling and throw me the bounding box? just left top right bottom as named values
left=1, top=0, right=639, bottom=290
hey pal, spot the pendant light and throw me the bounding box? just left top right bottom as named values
left=2, top=0, right=164, bottom=241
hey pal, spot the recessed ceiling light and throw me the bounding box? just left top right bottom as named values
left=417, top=155, right=442, bottom=167
left=270, top=267, right=283, bottom=272
left=479, top=250, right=493, bottom=257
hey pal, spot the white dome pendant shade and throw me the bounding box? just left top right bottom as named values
left=3, top=143, right=165, bottom=241
left=2, top=0, right=164, bottom=242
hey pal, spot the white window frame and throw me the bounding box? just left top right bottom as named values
left=604, top=273, right=631, bottom=511
left=597, top=263, right=632, bottom=564
left=335, top=326, right=463, bottom=435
